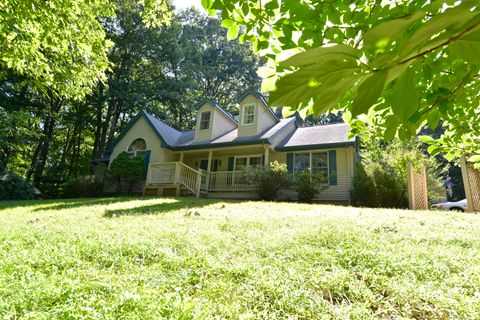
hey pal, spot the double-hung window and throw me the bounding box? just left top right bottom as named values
left=235, top=155, right=262, bottom=171
left=293, top=152, right=329, bottom=183
left=199, top=111, right=211, bottom=130
left=242, top=104, right=255, bottom=125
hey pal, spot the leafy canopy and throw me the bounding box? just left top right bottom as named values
left=0, top=0, right=172, bottom=99
left=203, top=0, right=480, bottom=165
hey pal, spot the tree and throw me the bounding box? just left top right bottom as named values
left=0, top=0, right=172, bottom=99
left=203, top=0, right=480, bottom=167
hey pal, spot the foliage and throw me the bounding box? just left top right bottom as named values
left=0, top=0, right=172, bottom=99
left=249, top=161, right=288, bottom=201
left=0, top=8, right=261, bottom=194
left=62, top=176, right=104, bottom=198
left=2, top=197, right=480, bottom=318
left=292, top=171, right=327, bottom=203
left=351, top=133, right=446, bottom=208
left=205, top=0, right=480, bottom=166
left=109, top=152, right=146, bottom=194
left=0, top=170, right=38, bottom=200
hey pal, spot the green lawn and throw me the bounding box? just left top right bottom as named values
left=1, top=197, right=480, bottom=319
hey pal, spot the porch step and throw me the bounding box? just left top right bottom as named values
left=180, top=186, right=208, bottom=198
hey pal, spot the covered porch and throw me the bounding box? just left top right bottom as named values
left=145, top=144, right=274, bottom=197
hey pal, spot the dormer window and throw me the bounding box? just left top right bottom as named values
left=242, top=104, right=255, bottom=125
left=199, top=111, right=211, bottom=130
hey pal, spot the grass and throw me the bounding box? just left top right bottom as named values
left=1, top=197, right=480, bottom=319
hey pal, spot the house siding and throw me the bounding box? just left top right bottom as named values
left=270, top=147, right=355, bottom=202
left=195, top=102, right=237, bottom=141
left=110, top=116, right=177, bottom=166
left=238, top=95, right=277, bottom=137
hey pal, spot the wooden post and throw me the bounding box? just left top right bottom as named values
left=195, top=170, right=202, bottom=198
left=407, top=163, right=415, bottom=210
left=179, top=152, right=184, bottom=163
left=174, top=162, right=180, bottom=184
left=264, top=145, right=270, bottom=166
left=421, top=166, right=428, bottom=210
left=207, top=150, right=213, bottom=172
left=460, top=156, right=474, bottom=212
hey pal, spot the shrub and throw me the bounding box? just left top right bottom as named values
left=249, top=161, right=288, bottom=201
left=109, top=152, right=146, bottom=194
left=351, top=138, right=445, bottom=208
left=350, top=164, right=377, bottom=207
left=62, top=175, right=104, bottom=198
left=292, top=171, right=327, bottom=203
left=0, top=170, right=39, bottom=200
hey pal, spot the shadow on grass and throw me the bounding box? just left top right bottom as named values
left=103, top=197, right=221, bottom=217
left=0, top=196, right=143, bottom=211
left=31, top=197, right=141, bottom=212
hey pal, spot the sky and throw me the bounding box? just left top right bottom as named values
left=173, top=0, right=204, bottom=11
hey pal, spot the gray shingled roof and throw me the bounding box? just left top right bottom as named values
left=276, top=123, right=355, bottom=150
left=110, top=110, right=353, bottom=153
left=172, top=117, right=296, bottom=149
left=143, top=112, right=183, bottom=146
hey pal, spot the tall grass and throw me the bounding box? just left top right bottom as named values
left=1, top=197, right=479, bottom=319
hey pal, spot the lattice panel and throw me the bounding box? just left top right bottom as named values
left=407, top=164, right=428, bottom=210
left=466, top=166, right=480, bottom=212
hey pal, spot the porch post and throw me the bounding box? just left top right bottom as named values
left=207, top=150, right=213, bottom=172
left=179, top=152, right=184, bottom=163
left=264, top=145, right=270, bottom=166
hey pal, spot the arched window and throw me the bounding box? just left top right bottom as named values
left=127, top=138, right=147, bottom=157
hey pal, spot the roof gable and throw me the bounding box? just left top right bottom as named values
left=195, top=98, right=238, bottom=125
left=238, top=90, right=279, bottom=123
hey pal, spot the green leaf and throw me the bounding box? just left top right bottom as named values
left=227, top=24, right=239, bottom=40
left=419, top=135, right=435, bottom=144
left=269, top=59, right=361, bottom=106
left=222, top=19, right=234, bottom=28
left=449, top=28, right=480, bottom=64
left=364, top=11, right=425, bottom=53
left=390, top=67, right=418, bottom=122
left=428, top=145, right=442, bottom=156
left=278, top=44, right=360, bottom=67
left=351, top=70, right=388, bottom=117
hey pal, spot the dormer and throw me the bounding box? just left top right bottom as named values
left=238, top=91, right=279, bottom=137
left=194, top=98, right=237, bottom=142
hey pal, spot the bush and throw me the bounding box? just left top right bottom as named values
left=62, top=175, right=104, bottom=198
left=249, top=161, right=288, bottom=201
left=109, top=152, right=146, bottom=194
left=351, top=138, right=445, bottom=208
left=292, top=171, right=327, bottom=203
left=0, top=171, right=39, bottom=200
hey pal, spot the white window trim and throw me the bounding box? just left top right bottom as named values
left=242, top=104, right=256, bottom=126
left=199, top=111, right=211, bottom=131
left=293, top=151, right=330, bottom=184
left=126, top=149, right=150, bottom=157
left=234, top=154, right=263, bottom=171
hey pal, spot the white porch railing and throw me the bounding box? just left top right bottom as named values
left=147, top=162, right=207, bottom=197
left=207, top=171, right=258, bottom=191
left=146, top=162, right=258, bottom=196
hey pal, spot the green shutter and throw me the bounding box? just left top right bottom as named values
left=262, top=155, right=265, bottom=166
left=144, top=150, right=151, bottom=178
left=286, top=153, right=293, bottom=174
left=228, top=157, right=235, bottom=171
left=328, top=150, right=337, bottom=185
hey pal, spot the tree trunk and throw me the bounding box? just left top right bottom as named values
left=31, top=97, right=62, bottom=186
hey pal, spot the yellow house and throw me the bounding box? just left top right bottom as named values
left=105, top=91, right=356, bottom=203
